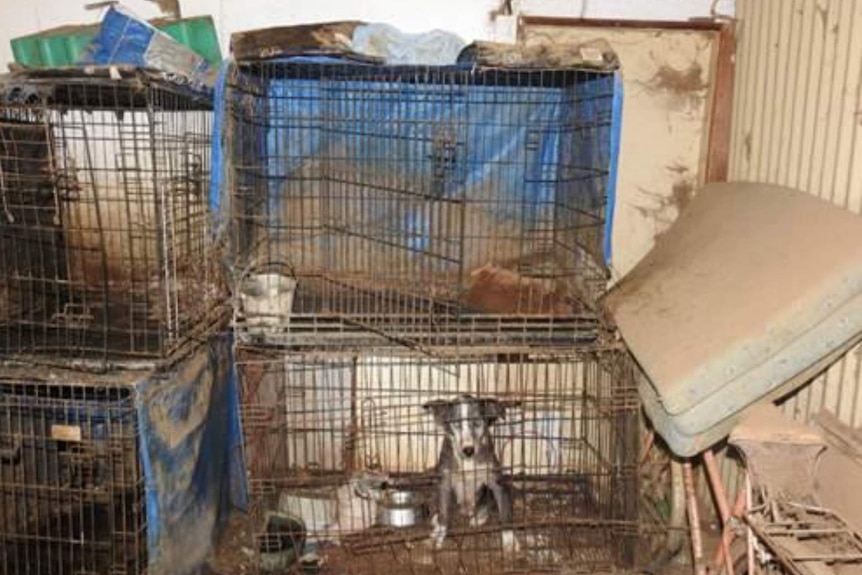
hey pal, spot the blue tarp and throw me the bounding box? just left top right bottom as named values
left=213, top=56, right=622, bottom=268
left=137, top=334, right=248, bottom=575
left=605, top=73, right=624, bottom=265
left=79, top=6, right=215, bottom=91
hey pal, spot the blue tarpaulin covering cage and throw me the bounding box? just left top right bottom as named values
left=0, top=335, right=247, bottom=575
left=137, top=334, right=248, bottom=574
left=213, top=56, right=621, bottom=261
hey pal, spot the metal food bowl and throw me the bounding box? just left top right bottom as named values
left=258, top=512, right=306, bottom=573
left=377, top=490, right=426, bottom=528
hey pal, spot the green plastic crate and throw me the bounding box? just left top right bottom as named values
left=11, top=15, right=221, bottom=69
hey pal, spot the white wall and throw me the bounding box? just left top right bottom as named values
left=0, top=0, right=733, bottom=70
left=516, top=0, right=733, bottom=20
left=729, top=0, right=862, bottom=431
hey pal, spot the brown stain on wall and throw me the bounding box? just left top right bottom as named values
left=644, top=61, right=710, bottom=110
left=632, top=176, right=698, bottom=241
left=671, top=179, right=696, bottom=214
left=650, top=62, right=710, bottom=93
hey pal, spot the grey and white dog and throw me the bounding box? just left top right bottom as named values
left=423, top=394, right=518, bottom=553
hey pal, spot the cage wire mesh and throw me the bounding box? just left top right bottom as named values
left=0, top=371, right=145, bottom=575
left=223, top=60, right=616, bottom=351
left=235, top=346, right=639, bottom=574
left=0, top=69, right=224, bottom=367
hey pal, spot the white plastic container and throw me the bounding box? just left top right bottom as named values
left=239, top=272, right=297, bottom=333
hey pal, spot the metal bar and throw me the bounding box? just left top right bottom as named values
left=703, top=449, right=736, bottom=575
left=683, top=460, right=707, bottom=575
left=746, top=472, right=755, bottom=575
left=711, top=482, right=747, bottom=572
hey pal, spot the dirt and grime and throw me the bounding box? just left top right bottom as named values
left=204, top=473, right=624, bottom=575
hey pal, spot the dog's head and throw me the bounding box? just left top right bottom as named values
left=423, top=395, right=506, bottom=460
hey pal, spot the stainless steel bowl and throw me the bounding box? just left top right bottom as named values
left=377, top=490, right=424, bottom=528
left=387, top=490, right=415, bottom=506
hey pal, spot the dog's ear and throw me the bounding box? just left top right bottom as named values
left=479, top=398, right=506, bottom=424
left=423, top=399, right=451, bottom=426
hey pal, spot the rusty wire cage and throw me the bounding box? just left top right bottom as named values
left=234, top=346, right=639, bottom=574
left=0, top=68, right=224, bottom=368
left=0, top=372, right=145, bottom=575
left=221, top=58, right=618, bottom=351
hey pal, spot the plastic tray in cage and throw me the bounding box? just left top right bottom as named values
left=603, top=182, right=862, bottom=457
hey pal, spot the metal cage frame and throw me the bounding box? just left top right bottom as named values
left=222, top=59, right=617, bottom=351
left=0, top=370, right=146, bottom=575
left=0, top=68, right=226, bottom=368
left=233, top=345, right=639, bottom=574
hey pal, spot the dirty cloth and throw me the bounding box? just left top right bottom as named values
left=138, top=334, right=248, bottom=574
left=604, top=182, right=862, bottom=456
left=351, top=22, right=466, bottom=65
left=458, top=39, right=620, bottom=71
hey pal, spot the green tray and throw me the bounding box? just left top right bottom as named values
left=11, top=15, right=221, bottom=69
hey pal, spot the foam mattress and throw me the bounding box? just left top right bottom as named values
left=603, top=182, right=862, bottom=456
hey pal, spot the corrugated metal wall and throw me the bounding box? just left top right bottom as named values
left=730, top=0, right=862, bottom=429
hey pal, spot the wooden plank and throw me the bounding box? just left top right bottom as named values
left=705, top=22, right=736, bottom=183
left=814, top=410, right=862, bottom=466
left=230, top=21, right=364, bottom=62
left=518, top=15, right=724, bottom=34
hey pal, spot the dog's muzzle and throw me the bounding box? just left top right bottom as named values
left=462, top=446, right=475, bottom=457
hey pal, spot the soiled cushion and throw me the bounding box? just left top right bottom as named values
left=604, top=182, right=862, bottom=456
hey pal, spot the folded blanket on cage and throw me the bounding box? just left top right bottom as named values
left=228, top=20, right=620, bottom=70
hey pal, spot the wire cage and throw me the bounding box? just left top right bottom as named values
left=0, top=372, right=145, bottom=575
left=234, top=346, right=639, bottom=574
left=0, top=68, right=224, bottom=367
left=222, top=58, right=619, bottom=350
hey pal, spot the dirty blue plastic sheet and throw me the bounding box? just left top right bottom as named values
left=210, top=58, right=232, bottom=228
left=605, top=73, right=623, bottom=265
left=137, top=334, right=248, bottom=575
left=79, top=6, right=215, bottom=91
left=212, top=55, right=622, bottom=267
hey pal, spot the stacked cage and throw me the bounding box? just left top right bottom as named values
left=237, top=348, right=639, bottom=574
left=0, top=68, right=222, bottom=368
left=222, top=54, right=635, bottom=574
left=226, top=59, right=612, bottom=351
left=0, top=369, right=145, bottom=575
left=0, top=67, right=221, bottom=575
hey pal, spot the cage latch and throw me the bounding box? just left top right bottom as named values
left=0, top=434, right=21, bottom=463
left=51, top=303, right=95, bottom=328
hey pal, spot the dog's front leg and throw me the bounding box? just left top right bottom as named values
left=490, top=479, right=519, bottom=554
left=431, top=481, right=453, bottom=549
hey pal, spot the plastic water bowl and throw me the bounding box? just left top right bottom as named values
left=239, top=272, right=297, bottom=330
